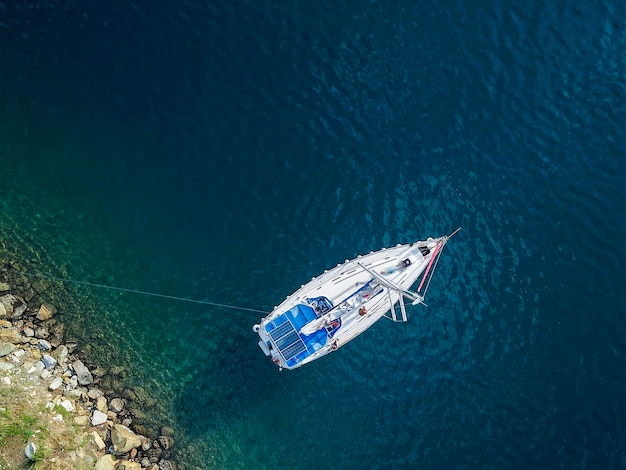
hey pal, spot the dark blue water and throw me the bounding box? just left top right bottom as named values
left=2, top=1, right=626, bottom=468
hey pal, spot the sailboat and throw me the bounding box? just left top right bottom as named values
left=253, top=228, right=460, bottom=370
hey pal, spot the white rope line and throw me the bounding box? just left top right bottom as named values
left=0, top=268, right=269, bottom=314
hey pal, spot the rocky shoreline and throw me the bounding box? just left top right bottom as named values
left=0, top=264, right=179, bottom=470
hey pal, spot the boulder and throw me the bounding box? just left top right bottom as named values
left=88, top=388, right=104, bottom=399
left=0, top=343, right=15, bottom=357
left=96, top=396, right=108, bottom=412
left=110, top=397, right=125, bottom=413
left=111, top=424, right=142, bottom=454
left=49, top=376, right=63, bottom=391
left=41, top=354, right=57, bottom=369
left=91, top=410, right=108, bottom=426
left=52, top=344, right=69, bottom=364
left=95, top=454, right=117, bottom=470
left=24, top=442, right=36, bottom=460
left=28, top=361, right=45, bottom=374
left=0, top=282, right=9, bottom=291
left=73, top=415, right=88, bottom=426
left=72, top=359, right=93, bottom=385
left=12, top=304, right=26, bottom=319
left=0, top=294, right=18, bottom=316
left=92, top=431, right=106, bottom=450
left=157, top=435, right=175, bottom=450
left=11, top=348, right=26, bottom=362
left=36, top=303, right=57, bottom=321
left=118, top=461, right=142, bottom=470
left=158, top=460, right=177, bottom=470
left=34, top=326, right=49, bottom=338
left=59, top=399, right=75, bottom=413
left=0, top=327, right=21, bottom=343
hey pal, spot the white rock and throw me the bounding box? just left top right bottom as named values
left=24, top=442, right=37, bottom=460
left=38, top=339, right=52, bottom=351
left=59, top=399, right=75, bottom=413
left=0, top=362, right=15, bottom=371
left=92, top=431, right=106, bottom=450
left=28, top=361, right=45, bottom=374
left=49, top=376, right=63, bottom=391
left=72, top=359, right=93, bottom=385
left=40, top=370, right=51, bottom=379
left=12, top=304, right=26, bottom=318
left=41, top=354, right=57, bottom=370
left=91, top=409, right=108, bottom=426
left=23, top=327, right=35, bottom=337
left=0, top=342, right=15, bottom=357
left=53, top=414, right=64, bottom=421
left=1, top=376, right=10, bottom=385
left=10, top=348, right=27, bottom=362
left=53, top=344, right=69, bottom=364
left=65, top=388, right=86, bottom=400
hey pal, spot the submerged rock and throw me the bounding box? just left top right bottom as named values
left=158, top=459, right=177, bottom=470
left=157, top=435, right=175, bottom=450
left=36, top=303, right=57, bottom=321
left=110, top=397, right=125, bottom=413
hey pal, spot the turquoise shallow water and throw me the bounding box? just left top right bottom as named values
left=2, top=1, right=626, bottom=468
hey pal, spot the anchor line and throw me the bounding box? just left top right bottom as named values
left=0, top=268, right=269, bottom=314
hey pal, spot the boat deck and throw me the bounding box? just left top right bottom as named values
left=265, top=304, right=328, bottom=367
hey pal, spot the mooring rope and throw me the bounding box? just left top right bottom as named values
left=0, top=268, right=269, bottom=314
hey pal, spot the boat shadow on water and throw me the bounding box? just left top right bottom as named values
left=171, top=319, right=297, bottom=439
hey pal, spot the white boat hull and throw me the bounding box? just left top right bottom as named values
left=254, top=233, right=454, bottom=370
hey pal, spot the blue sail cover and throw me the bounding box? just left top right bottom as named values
left=265, top=304, right=329, bottom=367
